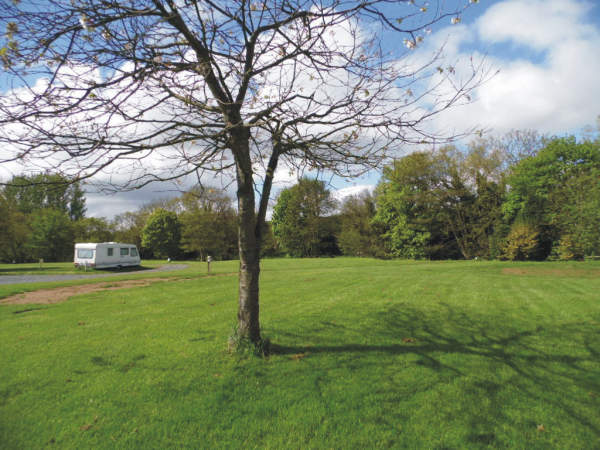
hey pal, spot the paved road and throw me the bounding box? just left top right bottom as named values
left=0, top=264, right=189, bottom=285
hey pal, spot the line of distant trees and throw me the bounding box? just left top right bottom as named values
left=1, top=130, right=599, bottom=263
left=0, top=180, right=248, bottom=263
left=0, top=174, right=86, bottom=262
left=273, top=132, right=600, bottom=261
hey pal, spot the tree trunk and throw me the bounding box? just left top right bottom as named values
left=231, top=128, right=261, bottom=343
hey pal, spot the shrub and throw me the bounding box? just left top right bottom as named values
left=555, top=234, right=585, bottom=261
left=503, top=224, right=540, bottom=261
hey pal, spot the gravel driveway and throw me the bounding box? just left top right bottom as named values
left=0, top=264, right=189, bottom=285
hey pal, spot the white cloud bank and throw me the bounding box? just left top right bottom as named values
left=4, top=0, right=599, bottom=218
left=428, top=0, right=600, bottom=135
left=331, top=184, right=375, bottom=202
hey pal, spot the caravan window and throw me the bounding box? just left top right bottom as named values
left=77, top=249, right=94, bottom=259
left=130, top=248, right=138, bottom=257
left=120, top=248, right=129, bottom=256
left=107, top=248, right=114, bottom=257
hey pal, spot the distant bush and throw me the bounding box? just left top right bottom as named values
left=555, top=235, right=585, bottom=261
left=502, top=224, right=540, bottom=261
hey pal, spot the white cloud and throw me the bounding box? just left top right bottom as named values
left=331, top=184, right=375, bottom=203
left=424, top=0, right=600, bottom=136
left=477, top=0, right=596, bottom=50
left=85, top=189, right=161, bottom=218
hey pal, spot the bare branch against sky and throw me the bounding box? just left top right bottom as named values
left=0, top=0, right=486, bottom=344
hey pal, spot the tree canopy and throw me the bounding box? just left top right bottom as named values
left=0, top=0, right=485, bottom=346
left=2, top=174, right=86, bottom=219
left=338, top=191, right=383, bottom=258
left=141, top=209, right=182, bottom=259
left=179, top=186, right=238, bottom=261
left=503, top=137, right=600, bottom=259
left=272, top=177, right=336, bottom=257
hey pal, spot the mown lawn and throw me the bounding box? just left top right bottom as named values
left=1, top=258, right=599, bottom=449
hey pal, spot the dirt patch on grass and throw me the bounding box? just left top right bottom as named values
left=502, top=267, right=600, bottom=278
left=0, top=278, right=177, bottom=305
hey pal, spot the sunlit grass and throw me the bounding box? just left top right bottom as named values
left=1, top=258, right=599, bottom=448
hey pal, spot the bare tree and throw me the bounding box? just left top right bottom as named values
left=0, top=0, right=487, bottom=347
left=470, top=129, right=548, bottom=169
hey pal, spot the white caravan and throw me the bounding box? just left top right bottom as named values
left=74, top=242, right=141, bottom=269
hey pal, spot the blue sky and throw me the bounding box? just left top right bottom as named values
left=2, top=0, right=599, bottom=217
left=89, top=0, right=600, bottom=216
left=330, top=0, right=600, bottom=199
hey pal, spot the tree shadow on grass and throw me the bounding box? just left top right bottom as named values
left=89, top=265, right=154, bottom=273
left=269, top=302, right=600, bottom=442
left=12, top=307, right=46, bottom=314
left=90, top=354, right=147, bottom=373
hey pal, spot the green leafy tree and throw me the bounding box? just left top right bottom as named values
left=73, top=217, right=115, bottom=243
left=111, top=200, right=174, bottom=257
left=259, top=222, right=281, bottom=258
left=0, top=174, right=86, bottom=261
left=179, top=187, right=237, bottom=261
left=458, top=143, right=507, bottom=259
left=0, top=193, right=32, bottom=262
left=502, top=223, right=541, bottom=261
left=141, top=209, right=182, bottom=259
left=112, top=210, right=149, bottom=255
left=0, top=194, right=10, bottom=259
left=338, top=191, right=384, bottom=257
left=317, top=215, right=342, bottom=257
left=68, top=182, right=87, bottom=221
left=28, top=209, right=74, bottom=262
left=473, top=175, right=507, bottom=259
left=374, top=145, right=508, bottom=260
left=3, top=174, right=86, bottom=218
left=548, top=169, right=600, bottom=257
left=504, top=137, right=600, bottom=258
left=373, top=152, right=460, bottom=260
left=272, top=178, right=336, bottom=257
left=433, top=147, right=480, bottom=259
left=554, top=235, right=585, bottom=261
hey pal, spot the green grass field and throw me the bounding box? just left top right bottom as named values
left=1, top=258, right=599, bottom=449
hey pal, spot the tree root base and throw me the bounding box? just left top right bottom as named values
left=228, top=332, right=271, bottom=357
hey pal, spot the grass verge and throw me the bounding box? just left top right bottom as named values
left=1, top=258, right=599, bottom=448
left=0, top=260, right=238, bottom=300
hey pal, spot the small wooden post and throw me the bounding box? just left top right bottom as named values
left=207, top=255, right=212, bottom=274
left=39, top=258, right=43, bottom=269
